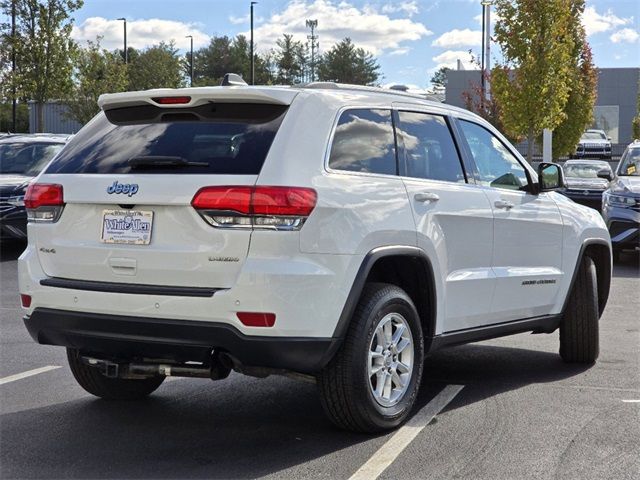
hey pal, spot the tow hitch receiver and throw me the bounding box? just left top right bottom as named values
left=80, top=355, right=231, bottom=380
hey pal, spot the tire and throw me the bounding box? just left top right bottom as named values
left=559, top=256, right=599, bottom=363
left=318, top=283, right=424, bottom=433
left=67, top=349, right=165, bottom=400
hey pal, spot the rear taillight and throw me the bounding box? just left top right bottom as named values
left=191, top=186, right=317, bottom=231
left=24, top=183, right=65, bottom=223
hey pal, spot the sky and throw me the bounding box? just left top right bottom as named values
left=65, top=0, right=640, bottom=88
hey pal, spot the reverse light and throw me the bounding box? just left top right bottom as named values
left=151, top=96, right=192, bottom=105
left=237, top=312, right=276, bottom=327
left=191, top=186, right=317, bottom=231
left=24, top=184, right=65, bottom=223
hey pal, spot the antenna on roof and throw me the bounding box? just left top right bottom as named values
left=221, top=73, right=248, bottom=87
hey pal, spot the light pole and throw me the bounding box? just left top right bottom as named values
left=480, top=1, right=492, bottom=101
left=117, top=17, right=127, bottom=64
left=11, top=0, right=16, bottom=132
left=250, top=1, right=257, bottom=85
left=185, top=35, right=194, bottom=86
left=306, top=19, right=318, bottom=82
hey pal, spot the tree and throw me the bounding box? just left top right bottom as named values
left=65, top=38, right=127, bottom=124
left=274, top=34, right=305, bottom=85
left=551, top=1, right=597, bottom=159
left=128, top=42, right=185, bottom=91
left=317, top=38, right=380, bottom=85
left=1, top=0, right=83, bottom=132
left=190, top=35, right=272, bottom=86
left=430, top=67, right=449, bottom=89
left=0, top=102, right=29, bottom=132
left=491, top=0, right=576, bottom=163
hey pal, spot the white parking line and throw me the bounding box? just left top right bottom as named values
left=621, top=399, right=640, bottom=403
left=349, top=384, right=464, bottom=480
left=0, top=366, right=61, bottom=385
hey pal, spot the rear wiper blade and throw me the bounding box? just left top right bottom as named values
left=128, top=156, right=208, bottom=169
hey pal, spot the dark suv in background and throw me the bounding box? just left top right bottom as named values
left=0, top=134, right=69, bottom=242
left=602, top=141, right=640, bottom=258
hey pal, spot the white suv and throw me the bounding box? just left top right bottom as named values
left=18, top=83, right=612, bottom=432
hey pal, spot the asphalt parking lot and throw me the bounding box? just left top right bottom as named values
left=1, top=242, right=638, bottom=479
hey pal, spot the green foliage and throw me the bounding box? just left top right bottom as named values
left=274, top=34, right=305, bottom=85
left=317, top=38, right=380, bottom=85
left=0, top=102, right=29, bottom=132
left=430, top=67, right=449, bottom=88
left=492, top=0, right=576, bottom=162
left=128, top=42, right=185, bottom=91
left=65, top=39, right=128, bottom=124
left=551, top=1, right=597, bottom=159
left=1, top=0, right=83, bottom=132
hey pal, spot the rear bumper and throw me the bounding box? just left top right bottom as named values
left=24, top=308, right=337, bottom=373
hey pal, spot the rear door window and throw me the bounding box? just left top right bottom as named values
left=45, top=103, right=288, bottom=175
left=396, top=111, right=465, bottom=183
left=328, top=109, right=397, bottom=175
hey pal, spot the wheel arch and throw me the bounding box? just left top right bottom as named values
left=563, top=239, right=612, bottom=317
left=331, top=246, right=437, bottom=342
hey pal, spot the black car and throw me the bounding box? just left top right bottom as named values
left=559, top=159, right=613, bottom=211
left=0, top=135, right=68, bottom=241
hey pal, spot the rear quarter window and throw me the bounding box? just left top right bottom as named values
left=45, top=103, right=288, bottom=175
left=328, top=109, right=396, bottom=175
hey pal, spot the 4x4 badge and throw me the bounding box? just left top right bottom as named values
left=107, top=181, right=139, bottom=197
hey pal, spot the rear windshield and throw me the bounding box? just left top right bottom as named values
left=0, top=142, right=64, bottom=176
left=45, top=103, right=288, bottom=175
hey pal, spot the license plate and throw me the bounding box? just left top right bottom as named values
left=101, top=209, right=153, bottom=245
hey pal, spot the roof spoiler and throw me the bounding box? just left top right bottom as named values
left=221, top=73, right=248, bottom=87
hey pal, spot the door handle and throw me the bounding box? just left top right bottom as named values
left=414, top=192, right=440, bottom=203
left=494, top=200, right=514, bottom=210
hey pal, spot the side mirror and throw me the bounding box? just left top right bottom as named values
left=537, top=162, right=564, bottom=192
left=596, top=169, right=613, bottom=182
left=607, top=136, right=612, bottom=141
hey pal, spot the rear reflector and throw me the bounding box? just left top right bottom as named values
left=237, top=312, right=276, bottom=327
left=24, top=184, right=64, bottom=209
left=152, top=96, right=191, bottom=105
left=20, top=294, right=31, bottom=308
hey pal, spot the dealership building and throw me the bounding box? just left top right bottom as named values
left=444, top=67, right=640, bottom=147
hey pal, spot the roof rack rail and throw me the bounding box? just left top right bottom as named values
left=300, top=81, right=434, bottom=101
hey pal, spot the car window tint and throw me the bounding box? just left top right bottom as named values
left=45, top=103, right=288, bottom=175
left=328, top=109, right=396, bottom=175
left=397, top=111, right=464, bottom=183
left=459, top=120, right=528, bottom=191
left=0, top=143, right=63, bottom=175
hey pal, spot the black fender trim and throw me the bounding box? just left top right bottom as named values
left=331, top=245, right=437, bottom=341
left=561, top=239, right=612, bottom=316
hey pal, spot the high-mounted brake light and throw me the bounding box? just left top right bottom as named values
left=191, top=186, right=317, bottom=231
left=152, top=96, right=191, bottom=105
left=24, top=183, right=65, bottom=223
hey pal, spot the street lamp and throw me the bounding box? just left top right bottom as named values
left=250, top=1, right=257, bottom=85
left=480, top=1, right=492, bottom=101
left=185, top=35, right=194, bottom=87
left=117, top=17, right=127, bottom=64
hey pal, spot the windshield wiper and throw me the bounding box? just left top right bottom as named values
left=128, top=156, right=208, bottom=169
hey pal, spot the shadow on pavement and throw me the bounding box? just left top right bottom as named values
left=0, top=240, right=25, bottom=262
left=613, top=250, right=639, bottom=278
left=0, top=344, right=592, bottom=479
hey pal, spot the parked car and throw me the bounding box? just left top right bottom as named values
left=0, top=135, right=68, bottom=242
left=559, top=160, right=612, bottom=211
left=602, top=140, right=640, bottom=258
left=571, top=129, right=612, bottom=160
left=18, top=81, right=611, bottom=433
